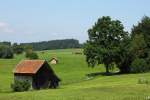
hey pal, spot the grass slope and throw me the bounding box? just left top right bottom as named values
left=0, top=49, right=150, bottom=100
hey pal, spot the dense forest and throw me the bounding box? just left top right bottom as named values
left=20, top=39, right=81, bottom=51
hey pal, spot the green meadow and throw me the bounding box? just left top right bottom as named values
left=0, top=49, right=150, bottom=100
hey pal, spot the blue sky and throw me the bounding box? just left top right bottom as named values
left=0, top=0, right=150, bottom=43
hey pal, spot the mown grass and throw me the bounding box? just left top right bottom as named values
left=0, top=49, right=150, bottom=100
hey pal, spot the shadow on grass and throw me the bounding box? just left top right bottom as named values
left=86, top=71, right=148, bottom=78
left=86, top=72, right=122, bottom=78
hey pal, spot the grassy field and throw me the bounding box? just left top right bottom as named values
left=0, top=49, right=150, bottom=100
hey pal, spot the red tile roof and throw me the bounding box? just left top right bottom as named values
left=13, top=60, right=45, bottom=74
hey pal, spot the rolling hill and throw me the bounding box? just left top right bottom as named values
left=0, top=49, right=150, bottom=100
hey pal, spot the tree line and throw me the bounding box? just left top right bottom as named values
left=84, top=16, right=150, bottom=74
left=0, top=42, right=32, bottom=59
left=0, top=39, right=81, bottom=59
left=20, top=39, right=81, bottom=51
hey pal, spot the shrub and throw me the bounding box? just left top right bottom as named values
left=11, top=80, right=31, bottom=92
left=13, top=46, right=24, bottom=54
left=130, top=58, right=149, bottom=73
left=25, top=52, right=39, bottom=59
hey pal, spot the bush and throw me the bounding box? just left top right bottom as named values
left=11, top=80, right=31, bottom=92
left=13, top=46, right=24, bottom=54
left=130, top=58, right=149, bottom=73
left=25, top=52, right=39, bottom=59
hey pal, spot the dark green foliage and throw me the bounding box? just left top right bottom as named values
left=130, top=34, right=147, bottom=58
left=116, top=16, right=150, bottom=73
left=12, top=43, right=24, bottom=54
left=84, top=16, right=150, bottom=74
left=132, top=16, right=150, bottom=47
left=21, top=39, right=81, bottom=51
left=84, top=16, right=128, bottom=73
left=147, top=52, right=150, bottom=66
left=11, top=80, right=31, bottom=92
left=0, top=45, right=13, bottom=59
left=129, top=16, right=150, bottom=73
left=0, top=42, right=11, bottom=46
left=25, top=51, right=39, bottom=59
left=131, top=16, right=150, bottom=60
left=115, top=37, right=132, bottom=73
left=24, top=45, right=38, bottom=59
left=131, top=58, right=149, bottom=73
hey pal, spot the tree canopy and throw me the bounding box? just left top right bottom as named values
left=0, top=45, right=13, bottom=59
left=84, top=16, right=128, bottom=73
left=129, top=16, right=150, bottom=73
left=84, top=16, right=150, bottom=74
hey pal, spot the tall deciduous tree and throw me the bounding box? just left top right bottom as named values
left=130, top=16, right=150, bottom=71
left=132, top=16, right=150, bottom=48
left=84, top=16, right=128, bottom=73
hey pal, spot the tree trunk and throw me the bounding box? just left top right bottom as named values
left=106, top=64, right=109, bottom=73
left=119, top=66, right=130, bottom=73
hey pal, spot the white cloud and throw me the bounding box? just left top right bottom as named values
left=0, top=22, right=15, bottom=33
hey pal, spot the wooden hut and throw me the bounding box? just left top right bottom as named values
left=13, top=60, right=60, bottom=89
left=50, top=57, right=58, bottom=65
